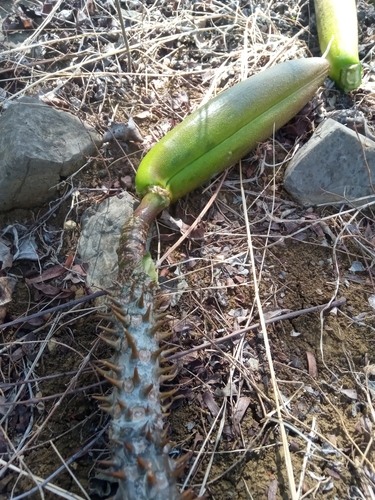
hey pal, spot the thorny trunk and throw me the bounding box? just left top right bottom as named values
left=95, top=188, right=196, bottom=499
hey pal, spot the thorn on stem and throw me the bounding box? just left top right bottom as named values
left=96, top=359, right=122, bottom=375
left=133, top=367, right=141, bottom=386
left=124, top=328, right=139, bottom=359
left=159, top=387, right=179, bottom=401
left=98, top=334, right=121, bottom=350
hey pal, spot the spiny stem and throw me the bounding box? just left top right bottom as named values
left=117, top=186, right=170, bottom=280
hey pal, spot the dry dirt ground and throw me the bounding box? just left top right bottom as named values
left=1, top=1, right=375, bottom=499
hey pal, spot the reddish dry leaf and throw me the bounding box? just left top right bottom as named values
left=19, top=16, right=33, bottom=29
left=226, top=277, right=235, bottom=287
left=327, top=468, right=341, bottom=480
left=211, top=211, right=225, bottom=224
left=327, top=434, right=337, bottom=447
left=192, top=432, right=204, bottom=449
left=233, top=396, right=251, bottom=428
left=267, top=478, right=278, bottom=500
left=304, top=213, right=319, bottom=220
left=223, top=264, right=236, bottom=275
left=202, top=391, right=220, bottom=417
left=234, top=275, right=246, bottom=284
left=26, top=264, right=66, bottom=284
left=306, top=351, right=317, bottom=377
left=40, top=94, right=70, bottom=109
left=283, top=221, right=301, bottom=234
left=9, top=346, right=24, bottom=362
left=66, top=264, right=87, bottom=284
left=310, top=223, right=325, bottom=238
left=184, top=221, right=206, bottom=240
left=289, top=439, right=300, bottom=452
left=32, top=282, right=72, bottom=298
left=65, top=253, right=74, bottom=269
left=72, top=264, right=86, bottom=275
left=25, top=316, right=45, bottom=327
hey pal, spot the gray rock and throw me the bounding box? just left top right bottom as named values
left=284, top=118, right=375, bottom=206
left=0, top=97, right=102, bottom=212
left=77, top=193, right=135, bottom=290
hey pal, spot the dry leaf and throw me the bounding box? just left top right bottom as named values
left=31, top=282, right=72, bottom=298
left=233, top=396, right=251, bottom=429
left=340, top=388, right=358, bottom=401
left=26, top=264, right=66, bottom=284
left=306, top=351, right=317, bottom=377
left=267, top=478, right=278, bottom=500
left=202, top=391, right=220, bottom=417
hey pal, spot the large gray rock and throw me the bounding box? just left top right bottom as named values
left=77, top=193, right=135, bottom=290
left=0, top=97, right=102, bottom=212
left=284, top=119, right=375, bottom=206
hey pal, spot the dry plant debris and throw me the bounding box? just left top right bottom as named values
left=0, top=1, right=375, bottom=499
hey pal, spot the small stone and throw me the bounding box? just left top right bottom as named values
left=64, top=220, right=77, bottom=231
left=77, top=193, right=135, bottom=290
left=0, top=97, right=102, bottom=212
left=284, top=119, right=375, bottom=206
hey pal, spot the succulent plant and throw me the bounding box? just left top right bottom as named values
left=95, top=58, right=329, bottom=499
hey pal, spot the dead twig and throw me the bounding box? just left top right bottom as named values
left=0, top=290, right=106, bottom=330
left=167, top=297, right=346, bottom=361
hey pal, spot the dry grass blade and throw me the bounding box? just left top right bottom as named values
left=181, top=400, right=226, bottom=493
left=0, top=458, right=86, bottom=500
left=157, top=173, right=227, bottom=267
left=114, top=0, right=132, bottom=72
left=198, top=399, right=227, bottom=497
left=296, top=416, right=316, bottom=497
left=239, top=160, right=297, bottom=500
left=49, top=442, right=90, bottom=500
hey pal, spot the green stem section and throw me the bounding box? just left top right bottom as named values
left=314, top=0, right=361, bottom=92
left=117, top=186, right=170, bottom=282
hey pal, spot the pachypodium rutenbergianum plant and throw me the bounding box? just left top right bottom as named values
left=95, top=57, right=330, bottom=500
